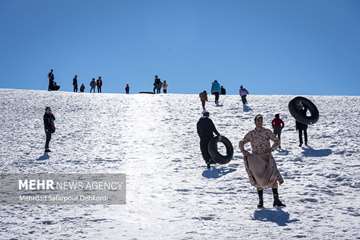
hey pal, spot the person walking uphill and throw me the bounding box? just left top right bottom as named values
left=239, top=85, right=249, bottom=105
left=272, top=114, right=285, bottom=149
left=125, top=84, right=130, bottom=94
left=73, top=75, right=78, bottom=92
left=197, top=111, right=221, bottom=169
left=43, top=107, right=55, bottom=153
left=296, top=105, right=309, bottom=147
left=211, top=80, right=221, bottom=105
left=239, top=114, right=286, bottom=208
left=199, top=90, right=208, bottom=110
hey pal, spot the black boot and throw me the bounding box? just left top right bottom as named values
left=257, top=189, right=264, bottom=209
left=272, top=188, right=286, bottom=207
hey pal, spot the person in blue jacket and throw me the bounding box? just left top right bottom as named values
left=211, top=80, right=221, bottom=105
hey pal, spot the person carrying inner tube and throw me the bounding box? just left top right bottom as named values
left=296, top=103, right=308, bottom=147
left=197, top=111, right=221, bottom=169
left=239, top=114, right=286, bottom=208
left=211, top=80, right=221, bottom=105
left=199, top=90, right=208, bottom=110
left=272, top=113, right=285, bottom=149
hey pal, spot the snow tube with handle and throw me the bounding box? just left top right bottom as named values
left=208, top=136, right=233, bottom=164
left=288, top=96, right=319, bottom=125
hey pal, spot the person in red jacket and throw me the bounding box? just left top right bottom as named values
left=272, top=114, right=285, bottom=149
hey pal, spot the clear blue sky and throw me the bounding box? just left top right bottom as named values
left=0, top=0, right=359, bottom=95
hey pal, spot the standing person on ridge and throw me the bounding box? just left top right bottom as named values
left=239, top=85, right=249, bottom=105
left=73, top=75, right=78, bottom=92
left=156, top=79, right=162, bottom=93
left=125, top=84, right=130, bottom=94
left=272, top=114, right=285, bottom=149
left=43, top=107, right=56, bottom=153
left=239, top=114, right=286, bottom=208
left=197, top=111, right=221, bottom=169
left=162, top=80, right=168, bottom=93
left=211, top=80, right=221, bottom=105
left=48, top=69, right=55, bottom=91
left=96, top=76, right=103, bottom=93
left=90, top=78, right=96, bottom=93
left=153, top=75, right=161, bottom=94
left=199, top=90, right=208, bottom=110
left=296, top=104, right=309, bottom=147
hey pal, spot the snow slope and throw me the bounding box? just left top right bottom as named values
left=0, top=89, right=359, bottom=240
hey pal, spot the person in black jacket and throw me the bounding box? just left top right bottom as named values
left=296, top=105, right=308, bottom=147
left=73, top=75, right=78, bottom=92
left=197, top=111, right=221, bottom=169
left=43, top=107, right=56, bottom=152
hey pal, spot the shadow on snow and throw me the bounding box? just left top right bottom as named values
left=202, top=165, right=236, bottom=179
left=252, top=208, right=299, bottom=226
left=302, top=147, right=332, bottom=157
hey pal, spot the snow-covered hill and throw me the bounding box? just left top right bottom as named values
left=0, top=89, right=359, bottom=240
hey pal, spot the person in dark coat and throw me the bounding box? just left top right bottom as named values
left=48, top=69, right=55, bottom=91
left=296, top=105, right=308, bottom=147
left=197, top=111, right=221, bottom=169
left=125, top=84, right=130, bottom=94
left=80, top=83, right=85, bottom=92
left=96, top=76, right=103, bottom=93
left=43, top=107, right=55, bottom=152
left=73, top=75, right=78, bottom=92
left=90, top=78, right=96, bottom=93
left=153, top=75, right=161, bottom=94
left=220, top=86, right=226, bottom=95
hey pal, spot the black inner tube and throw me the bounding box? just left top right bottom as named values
left=208, top=136, right=233, bottom=164
left=288, top=96, right=319, bottom=125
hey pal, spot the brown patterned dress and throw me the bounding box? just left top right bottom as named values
left=239, top=127, right=284, bottom=189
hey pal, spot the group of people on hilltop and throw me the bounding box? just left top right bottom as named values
left=153, top=75, right=168, bottom=94
left=72, top=75, right=103, bottom=93
left=48, top=70, right=174, bottom=94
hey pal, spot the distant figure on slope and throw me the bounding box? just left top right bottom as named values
left=197, top=111, right=221, bottom=169
left=239, top=114, right=286, bottom=208
left=220, top=85, right=226, bottom=95
left=125, top=83, right=130, bottom=94
left=272, top=114, right=285, bottom=149
left=96, top=76, right=103, bottom=93
left=162, top=80, right=168, bottom=93
left=48, top=69, right=55, bottom=91
left=211, top=80, right=221, bottom=105
left=80, top=83, right=85, bottom=92
left=73, top=75, right=78, bottom=92
left=296, top=104, right=308, bottom=147
left=43, top=107, right=56, bottom=153
left=153, top=75, right=161, bottom=94
left=199, top=90, right=208, bottom=110
left=239, top=85, right=249, bottom=105
left=47, top=69, right=60, bottom=91
left=90, top=78, right=96, bottom=93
